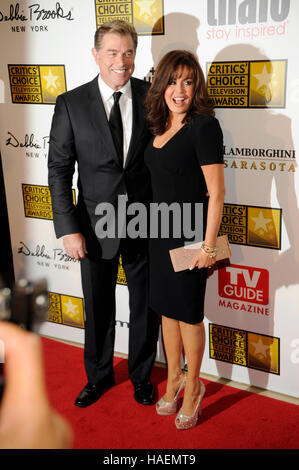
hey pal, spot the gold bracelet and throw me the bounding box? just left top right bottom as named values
left=200, top=246, right=217, bottom=258
left=201, top=243, right=218, bottom=253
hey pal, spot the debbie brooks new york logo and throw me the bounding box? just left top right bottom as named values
left=0, top=2, right=74, bottom=32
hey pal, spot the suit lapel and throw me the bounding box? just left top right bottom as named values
left=88, top=76, right=122, bottom=166
left=125, top=78, right=145, bottom=169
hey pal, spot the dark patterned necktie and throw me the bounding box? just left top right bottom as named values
left=109, top=91, right=123, bottom=167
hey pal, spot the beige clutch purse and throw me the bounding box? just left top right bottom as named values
left=169, top=235, right=231, bottom=272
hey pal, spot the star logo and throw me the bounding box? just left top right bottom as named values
left=135, top=0, right=155, bottom=18
left=252, top=65, right=274, bottom=101
left=250, top=338, right=270, bottom=359
left=63, top=299, right=79, bottom=319
left=253, top=65, right=273, bottom=90
left=61, top=295, right=84, bottom=327
left=249, top=60, right=286, bottom=108
left=43, top=68, right=59, bottom=91
left=251, top=211, right=272, bottom=234
left=39, top=65, right=66, bottom=103
left=249, top=334, right=280, bottom=374
left=247, top=206, right=281, bottom=249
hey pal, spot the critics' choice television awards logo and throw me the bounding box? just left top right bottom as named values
left=207, top=60, right=287, bottom=108
left=48, top=292, right=129, bottom=329
left=95, top=0, right=164, bottom=35
left=8, top=65, right=66, bottom=104
left=219, top=203, right=281, bottom=249
left=209, top=323, right=280, bottom=375
left=48, top=292, right=85, bottom=329
left=22, top=184, right=75, bottom=220
left=218, top=264, right=270, bottom=316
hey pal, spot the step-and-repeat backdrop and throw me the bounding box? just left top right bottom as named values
left=0, top=0, right=298, bottom=398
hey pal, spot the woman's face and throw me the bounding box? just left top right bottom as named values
left=164, top=66, right=195, bottom=119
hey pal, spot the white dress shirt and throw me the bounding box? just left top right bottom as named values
left=97, top=74, right=132, bottom=168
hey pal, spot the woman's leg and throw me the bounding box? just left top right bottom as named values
left=161, top=315, right=185, bottom=401
left=179, top=320, right=205, bottom=415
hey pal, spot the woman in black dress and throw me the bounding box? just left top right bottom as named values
left=144, top=50, right=225, bottom=430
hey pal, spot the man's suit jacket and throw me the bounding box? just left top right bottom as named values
left=48, top=76, right=151, bottom=259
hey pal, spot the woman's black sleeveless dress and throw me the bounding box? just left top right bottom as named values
left=144, top=114, right=223, bottom=324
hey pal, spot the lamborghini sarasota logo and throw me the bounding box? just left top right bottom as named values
left=209, top=323, right=280, bottom=375
left=8, top=65, right=66, bottom=104
left=95, top=0, right=164, bottom=35
left=207, top=60, right=287, bottom=108
left=219, top=203, right=282, bottom=249
left=48, top=292, right=85, bottom=329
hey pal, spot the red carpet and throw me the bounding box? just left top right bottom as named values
left=41, top=337, right=299, bottom=449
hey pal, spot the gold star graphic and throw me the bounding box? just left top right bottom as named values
left=253, top=65, right=274, bottom=90
left=135, top=0, right=155, bottom=18
left=63, top=299, right=79, bottom=315
left=251, top=211, right=272, bottom=233
left=250, top=338, right=270, bottom=359
left=43, top=68, right=59, bottom=90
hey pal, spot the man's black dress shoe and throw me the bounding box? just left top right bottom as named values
left=134, top=381, right=154, bottom=405
left=75, top=377, right=115, bottom=408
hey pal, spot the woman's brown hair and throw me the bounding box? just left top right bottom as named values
left=145, top=50, right=214, bottom=135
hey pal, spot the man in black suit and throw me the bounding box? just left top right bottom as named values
left=48, top=21, right=158, bottom=408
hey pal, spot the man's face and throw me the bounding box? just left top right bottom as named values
left=92, top=33, right=135, bottom=90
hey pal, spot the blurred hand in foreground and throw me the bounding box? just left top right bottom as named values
left=0, top=321, right=73, bottom=449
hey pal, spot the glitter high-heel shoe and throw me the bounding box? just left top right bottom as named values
left=156, top=374, right=186, bottom=416
left=175, top=380, right=206, bottom=430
